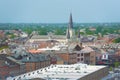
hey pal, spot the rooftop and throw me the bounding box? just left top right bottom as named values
left=80, top=47, right=94, bottom=53
left=31, top=35, right=66, bottom=40
left=8, top=63, right=107, bottom=80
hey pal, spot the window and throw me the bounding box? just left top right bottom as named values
left=81, top=58, right=83, bottom=61
left=33, top=72, right=34, bottom=74
left=77, top=58, right=80, bottom=61
left=78, top=54, right=80, bottom=57
left=37, top=71, right=39, bottom=73
left=81, top=53, right=83, bottom=56
left=23, top=75, right=25, bottom=77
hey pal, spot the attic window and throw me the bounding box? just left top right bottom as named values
left=23, top=75, right=25, bottom=77
left=27, top=57, right=31, bottom=60
left=33, top=72, right=34, bottom=74
left=18, top=77, right=21, bottom=79
left=84, top=71, right=87, bottom=73
left=29, top=57, right=31, bottom=59
left=37, top=71, right=39, bottom=73
left=75, top=67, right=80, bottom=70
left=5, top=61, right=9, bottom=65
left=14, top=51, right=17, bottom=54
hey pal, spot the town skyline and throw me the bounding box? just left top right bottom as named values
left=0, top=11, right=120, bottom=80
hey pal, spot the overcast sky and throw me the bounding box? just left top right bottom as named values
left=0, top=0, right=120, bottom=23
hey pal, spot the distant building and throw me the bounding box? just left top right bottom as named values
left=89, top=27, right=96, bottom=31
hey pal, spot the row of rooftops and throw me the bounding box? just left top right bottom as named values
left=3, top=40, right=118, bottom=68
left=10, top=42, right=118, bottom=63
left=8, top=63, right=107, bottom=80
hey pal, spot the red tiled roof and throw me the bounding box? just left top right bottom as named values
left=28, top=49, right=45, bottom=54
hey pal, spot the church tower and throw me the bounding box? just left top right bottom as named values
left=66, top=26, right=70, bottom=42
left=67, top=13, right=75, bottom=39
left=66, top=13, right=75, bottom=42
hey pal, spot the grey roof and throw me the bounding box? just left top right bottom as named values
left=81, top=36, right=95, bottom=42
left=41, top=51, right=63, bottom=61
left=12, top=48, right=28, bottom=59
left=89, top=46, right=101, bottom=54
left=107, top=49, right=116, bottom=54
left=0, top=54, right=20, bottom=67
left=7, top=57, right=24, bottom=65
left=21, top=53, right=50, bottom=62
left=31, top=35, right=48, bottom=39
left=53, top=35, right=66, bottom=39
left=31, top=35, right=66, bottom=40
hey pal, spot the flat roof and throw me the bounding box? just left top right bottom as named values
left=8, top=63, right=107, bottom=80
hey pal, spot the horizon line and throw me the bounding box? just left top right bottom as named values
left=0, top=22, right=120, bottom=24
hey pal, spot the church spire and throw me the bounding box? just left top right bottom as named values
left=66, top=27, right=70, bottom=39
left=68, top=13, right=73, bottom=29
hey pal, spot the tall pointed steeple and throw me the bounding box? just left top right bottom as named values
left=68, top=13, right=73, bottom=29
left=66, top=27, right=70, bottom=39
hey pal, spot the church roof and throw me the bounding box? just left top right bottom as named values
left=31, top=35, right=66, bottom=40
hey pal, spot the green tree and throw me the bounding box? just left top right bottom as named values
left=114, top=62, right=120, bottom=68
left=113, top=37, right=120, bottom=43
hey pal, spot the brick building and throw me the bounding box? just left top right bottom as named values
left=76, top=47, right=96, bottom=65
left=0, top=54, right=25, bottom=80
left=20, top=53, right=51, bottom=72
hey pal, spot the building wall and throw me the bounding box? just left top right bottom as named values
left=9, top=65, right=20, bottom=77
left=58, top=53, right=77, bottom=64
left=58, top=53, right=69, bottom=64
left=57, top=60, right=64, bottom=64
left=90, top=51, right=96, bottom=65
left=84, top=53, right=90, bottom=64
left=0, top=60, right=25, bottom=80
left=79, top=67, right=108, bottom=80
left=0, top=66, right=9, bottom=80
left=68, top=53, right=77, bottom=64
left=19, top=64, right=26, bottom=74
left=84, top=51, right=96, bottom=65
left=25, top=63, right=36, bottom=72
left=25, top=60, right=51, bottom=72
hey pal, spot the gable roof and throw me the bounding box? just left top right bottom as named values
left=80, top=47, right=94, bottom=53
